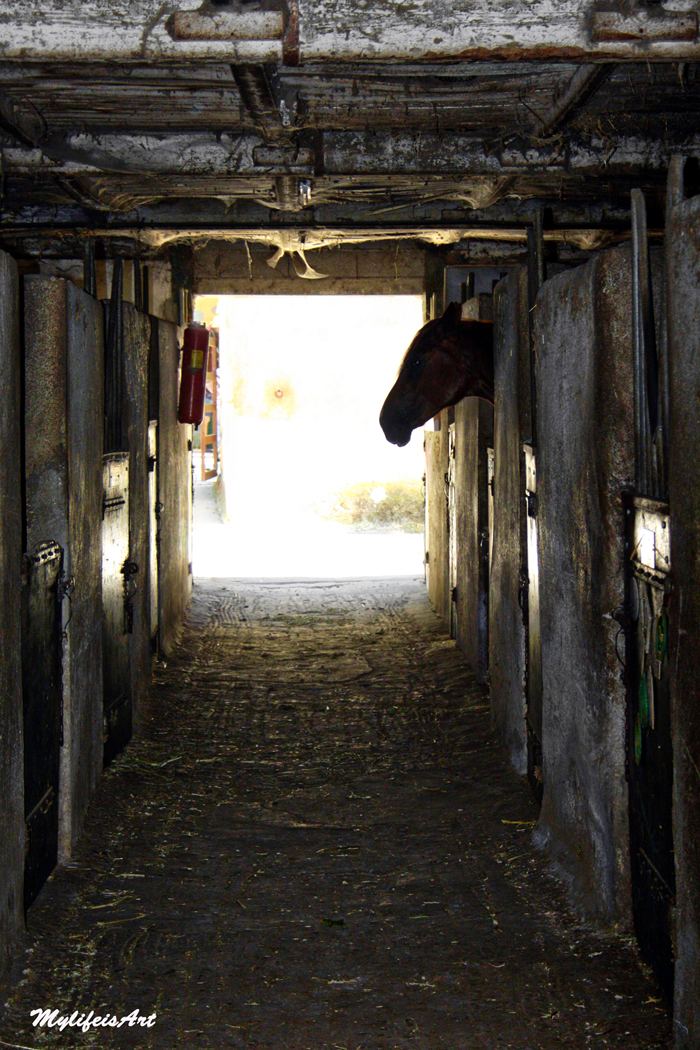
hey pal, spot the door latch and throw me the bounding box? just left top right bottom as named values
left=121, top=560, right=139, bottom=634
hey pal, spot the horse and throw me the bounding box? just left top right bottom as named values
left=379, top=301, right=494, bottom=447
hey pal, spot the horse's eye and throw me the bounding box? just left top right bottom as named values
left=412, top=358, right=423, bottom=369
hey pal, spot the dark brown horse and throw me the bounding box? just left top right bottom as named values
left=379, top=301, right=494, bottom=446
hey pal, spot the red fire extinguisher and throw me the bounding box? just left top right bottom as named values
left=178, top=322, right=210, bottom=426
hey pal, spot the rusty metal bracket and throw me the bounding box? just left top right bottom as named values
left=282, top=0, right=299, bottom=66
left=592, top=9, right=697, bottom=43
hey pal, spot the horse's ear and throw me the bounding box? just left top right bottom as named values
left=441, top=300, right=462, bottom=326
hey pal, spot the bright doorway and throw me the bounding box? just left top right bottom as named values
left=192, top=295, right=426, bottom=578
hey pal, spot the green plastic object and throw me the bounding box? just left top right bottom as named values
left=639, top=673, right=650, bottom=729
left=634, top=714, right=643, bottom=766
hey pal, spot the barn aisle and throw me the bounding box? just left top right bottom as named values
left=1, top=579, right=670, bottom=1050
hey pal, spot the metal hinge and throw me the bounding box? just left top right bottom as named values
left=121, top=560, right=139, bottom=634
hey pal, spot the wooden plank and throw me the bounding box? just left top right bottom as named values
left=0, top=1, right=698, bottom=61
left=0, top=250, right=23, bottom=972
left=170, top=10, right=283, bottom=41
left=592, top=10, right=697, bottom=44
left=5, top=130, right=700, bottom=178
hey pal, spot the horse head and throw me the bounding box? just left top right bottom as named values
left=379, top=301, right=494, bottom=447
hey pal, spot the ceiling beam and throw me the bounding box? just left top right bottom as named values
left=0, top=222, right=642, bottom=257
left=0, top=1, right=697, bottom=63
left=4, top=130, right=697, bottom=179
left=0, top=193, right=634, bottom=229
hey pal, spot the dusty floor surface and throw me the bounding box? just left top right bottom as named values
left=1, top=578, right=672, bottom=1050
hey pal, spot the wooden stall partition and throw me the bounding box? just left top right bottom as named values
left=123, top=304, right=152, bottom=735
left=490, top=268, right=530, bottom=774
left=666, top=184, right=700, bottom=1048
left=453, top=397, right=494, bottom=684
left=534, top=246, right=636, bottom=924
left=24, top=278, right=104, bottom=863
left=153, top=316, right=192, bottom=656
left=424, top=411, right=449, bottom=624
left=0, top=251, right=23, bottom=967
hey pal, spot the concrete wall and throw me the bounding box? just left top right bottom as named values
left=666, top=192, right=700, bottom=1050
left=194, top=241, right=426, bottom=296
left=490, top=268, right=530, bottom=774
left=0, top=252, right=23, bottom=972
left=155, top=317, right=192, bottom=656
left=123, top=304, right=152, bottom=733
left=425, top=413, right=449, bottom=622
left=454, top=397, right=494, bottom=683
left=533, top=246, right=635, bottom=922
left=24, top=277, right=105, bottom=859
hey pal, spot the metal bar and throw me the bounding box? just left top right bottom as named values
left=631, top=188, right=661, bottom=496
left=631, top=190, right=645, bottom=493
left=527, top=206, right=545, bottom=449
left=141, top=263, right=150, bottom=316
left=666, top=155, right=687, bottom=215
left=662, top=156, right=685, bottom=496
left=105, top=257, right=124, bottom=453
left=83, top=240, right=96, bottom=298
left=133, top=258, right=143, bottom=313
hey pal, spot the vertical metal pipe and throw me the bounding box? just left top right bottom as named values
left=105, top=257, right=124, bottom=453
left=527, top=206, right=545, bottom=449
left=84, top=240, right=96, bottom=298
left=631, top=189, right=648, bottom=495
left=133, top=258, right=143, bottom=313
left=142, top=264, right=150, bottom=316
left=662, top=157, right=685, bottom=499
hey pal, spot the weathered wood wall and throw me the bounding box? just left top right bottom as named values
left=425, top=420, right=449, bottom=623
left=123, top=305, right=152, bottom=734
left=453, top=397, right=493, bottom=684
left=194, top=241, right=427, bottom=296
left=155, top=317, right=192, bottom=656
left=24, top=277, right=105, bottom=860
left=0, top=252, right=22, bottom=973
left=666, top=191, right=700, bottom=1050
left=533, top=246, right=635, bottom=922
left=489, top=267, right=530, bottom=774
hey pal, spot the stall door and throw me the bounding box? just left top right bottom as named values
left=626, top=188, right=675, bottom=1001
left=22, top=541, right=63, bottom=908
left=102, top=453, right=132, bottom=766
left=627, top=500, right=674, bottom=1000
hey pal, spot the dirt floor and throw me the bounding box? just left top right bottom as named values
left=1, top=578, right=672, bottom=1050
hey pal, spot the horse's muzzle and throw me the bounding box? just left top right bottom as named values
left=380, top=417, right=411, bottom=447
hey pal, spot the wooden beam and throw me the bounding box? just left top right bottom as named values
left=529, top=64, right=613, bottom=140
left=0, top=1, right=698, bottom=62
left=5, top=130, right=699, bottom=178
